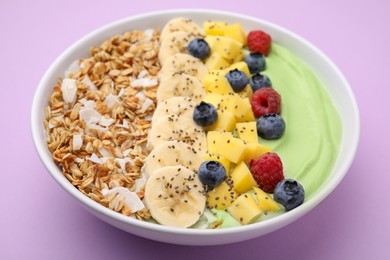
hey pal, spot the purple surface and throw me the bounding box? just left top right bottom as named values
left=1, top=0, right=389, bottom=259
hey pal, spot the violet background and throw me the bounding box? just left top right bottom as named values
left=1, top=0, right=388, bottom=259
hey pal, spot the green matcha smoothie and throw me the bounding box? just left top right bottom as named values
left=261, top=44, right=342, bottom=198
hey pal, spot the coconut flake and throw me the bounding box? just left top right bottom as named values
left=79, top=108, right=101, bottom=124
left=123, top=148, right=131, bottom=157
left=48, top=115, right=63, bottom=129
left=115, top=119, right=129, bottom=129
left=114, top=157, right=134, bottom=173
left=138, top=70, right=148, bottom=79
left=81, top=75, right=97, bottom=90
left=140, top=98, right=153, bottom=113
left=118, top=87, right=125, bottom=98
left=98, top=147, right=112, bottom=157
left=144, top=115, right=153, bottom=121
left=99, top=116, right=115, bottom=127
left=101, top=187, right=144, bottom=213
left=72, top=134, right=83, bottom=150
left=61, top=78, right=77, bottom=103
left=144, top=29, right=154, bottom=42
left=75, top=157, right=85, bottom=163
left=64, top=60, right=80, bottom=77
left=130, top=78, right=158, bottom=88
left=104, top=93, right=119, bottom=107
left=135, top=173, right=148, bottom=192
left=88, top=153, right=103, bottom=164
left=79, top=98, right=96, bottom=109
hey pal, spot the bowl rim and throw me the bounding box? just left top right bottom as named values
left=31, top=8, right=360, bottom=237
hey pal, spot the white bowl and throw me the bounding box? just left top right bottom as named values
left=31, top=9, right=359, bottom=245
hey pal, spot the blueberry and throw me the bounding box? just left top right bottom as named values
left=187, top=38, right=211, bottom=60
left=225, top=69, right=249, bottom=92
left=274, top=179, right=305, bottom=211
left=193, top=101, right=218, bottom=127
left=249, top=73, right=272, bottom=92
left=257, top=113, right=285, bottom=139
left=198, top=161, right=226, bottom=188
left=244, top=52, right=266, bottom=74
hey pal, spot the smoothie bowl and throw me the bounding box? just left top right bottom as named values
left=31, top=9, right=359, bottom=245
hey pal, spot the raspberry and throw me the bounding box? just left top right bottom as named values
left=247, top=30, right=272, bottom=56
left=251, top=88, right=281, bottom=117
left=250, top=152, right=284, bottom=193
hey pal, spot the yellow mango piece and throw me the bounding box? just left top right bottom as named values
left=231, top=161, right=258, bottom=193
left=236, top=122, right=258, bottom=143
left=204, top=21, right=227, bottom=36
left=227, top=193, right=263, bottom=225
left=206, top=110, right=236, bottom=132
left=224, top=23, right=247, bottom=45
left=225, top=61, right=251, bottom=78
left=205, top=52, right=231, bottom=71
left=206, top=131, right=246, bottom=164
left=202, top=93, right=223, bottom=107
left=238, top=85, right=253, bottom=99
left=203, top=153, right=231, bottom=174
left=205, top=77, right=233, bottom=95
left=219, top=93, right=251, bottom=120
left=203, top=70, right=225, bottom=89
left=206, top=36, right=243, bottom=60
left=253, top=187, right=281, bottom=212
left=207, top=180, right=237, bottom=210
left=242, top=143, right=271, bottom=163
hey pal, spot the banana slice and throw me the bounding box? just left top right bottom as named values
left=158, top=53, right=208, bottom=81
left=157, top=73, right=205, bottom=103
left=152, top=96, right=196, bottom=124
left=142, top=140, right=203, bottom=178
left=160, top=17, right=203, bottom=41
left=144, top=165, right=206, bottom=228
left=158, top=31, right=197, bottom=65
left=146, top=114, right=206, bottom=154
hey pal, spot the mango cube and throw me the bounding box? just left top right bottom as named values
left=219, top=93, right=251, bottom=120
left=231, top=161, right=258, bottom=193
left=237, top=85, right=253, bottom=99
left=207, top=180, right=237, bottom=210
left=227, top=193, right=263, bottom=225
left=204, top=21, right=227, bottom=36
left=242, top=143, right=271, bottom=163
left=203, top=153, right=231, bottom=174
left=205, top=36, right=243, bottom=61
left=205, top=77, right=233, bottom=95
left=236, top=122, right=258, bottom=143
left=225, top=61, right=251, bottom=78
left=236, top=98, right=255, bottom=122
left=253, top=187, right=281, bottom=212
left=205, top=52, right=231, bottom=71
left=202, top=93, right=223, bottom=107
left=206, top=110, right=236, bottom=132
left=203, top=70, right=225, bottom=89
left=206, top=131, right=246, bottom=164
left=224, top=23, right=247, bottom=45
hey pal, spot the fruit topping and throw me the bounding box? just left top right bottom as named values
left=256, top=113, right=285, bottom=140
left=187, top=38, right=211, bottom=60
left=251, top=87, right=281, bottom=117
left=244, top=52, right=266, bottom=74
left=247, top=30, right=272, bottom=56
left=193, top=101, right=218, bottom=127
left=225, top=69, right=249, bottom=92
left=249, top=152, right=284, bottom=193
left=273, top=179, right=305, bottom=211
left=198, top=160, right=227, bottom=189
left=249, top=73, right=272, bottom=92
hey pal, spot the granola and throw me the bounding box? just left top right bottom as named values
left=44, top=29, right=160, bottom=220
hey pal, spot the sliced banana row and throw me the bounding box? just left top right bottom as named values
left=143, top=17, right=209, bottom=228
left=144, top=166, right=206, bottom=228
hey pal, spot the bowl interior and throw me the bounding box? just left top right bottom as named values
left=31, top=9, right=359, bottom=245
